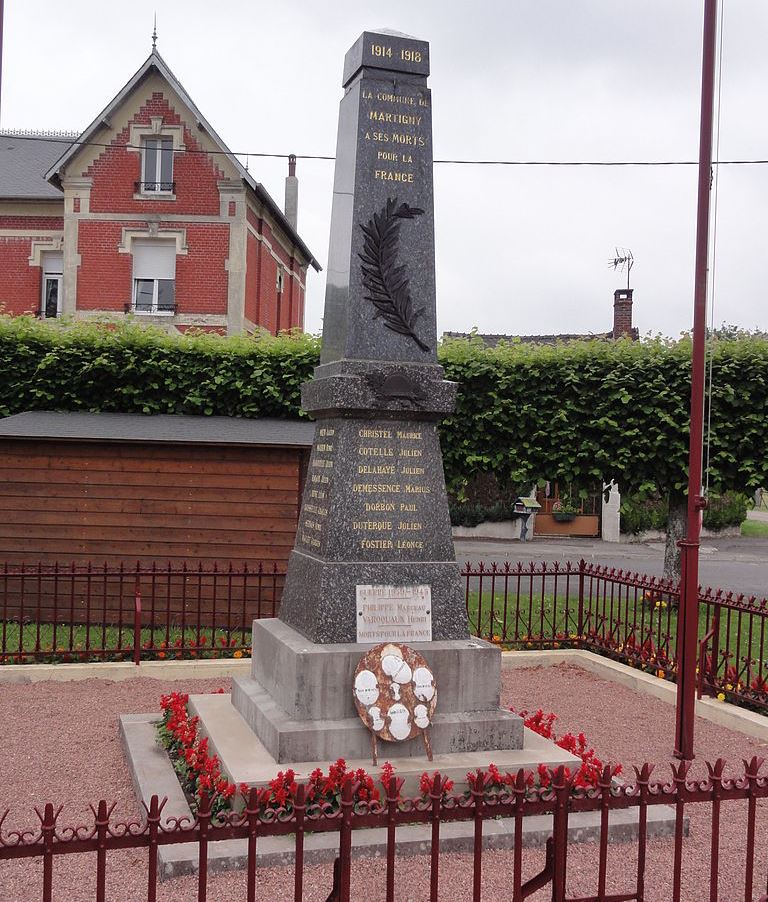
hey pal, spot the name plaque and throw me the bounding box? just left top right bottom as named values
left=356, top=584, right=432, bottom=643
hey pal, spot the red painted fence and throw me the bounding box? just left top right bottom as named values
left=1, top=760, right=766, bottom=902
left=0, top=561, right=283, bottom=664
left=0, top=559, right=766, bottom=716
left=463, top=560, right=768, bottom=715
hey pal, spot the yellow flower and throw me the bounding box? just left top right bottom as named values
left=492, top=634, right=501, bottom=643
left=656, top=669, right=665, bottom=679
left=233, top=650, right=243, bottom=659
left=717, top=692, right=726, bottom=702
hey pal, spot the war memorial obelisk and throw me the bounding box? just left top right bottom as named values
left=230, top=30, right=524, bottom=762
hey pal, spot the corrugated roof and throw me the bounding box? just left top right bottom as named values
left=0, top=412, right=315, bottom=447
left=0, top=132, right=73, bottom=200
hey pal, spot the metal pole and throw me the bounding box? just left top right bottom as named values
left=0, top=0, right=5, bottom=127
left=674, top=0, right=719, bottom=760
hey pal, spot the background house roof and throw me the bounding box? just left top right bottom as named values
left=0, top=411, right=315, bottom=447
left=0, top=132, right=74, bottom=200
left=43, top=50, right=320, bottom=271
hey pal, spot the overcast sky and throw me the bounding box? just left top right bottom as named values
left=3, top=1, right=767, bottom=338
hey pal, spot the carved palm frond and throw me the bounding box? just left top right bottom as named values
left=358, top=197, right=430, bottom=352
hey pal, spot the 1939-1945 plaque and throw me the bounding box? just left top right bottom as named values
left=278, top=30, right=469, bottom=645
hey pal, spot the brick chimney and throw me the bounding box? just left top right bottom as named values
left=613, top=288, right=634, bottom=339
left=284, top=154, right=298, bottom=230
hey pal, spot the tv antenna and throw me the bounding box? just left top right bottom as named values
left=608, top=247, right=634, bottom=289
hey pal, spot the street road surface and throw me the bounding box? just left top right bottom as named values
left=453, top=535, right=768, bottom=600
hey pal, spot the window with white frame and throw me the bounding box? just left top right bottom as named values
left=276, top=267, right=284, bottom=294
left=132, top=240, right=176, bottom=314
left=140, top=137, right=174, bottom=192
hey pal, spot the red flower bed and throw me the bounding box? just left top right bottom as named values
left=158, top=692, right=618, bottom=816
left=513, top=707, right=622, bottom=789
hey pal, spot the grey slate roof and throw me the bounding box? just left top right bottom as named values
left=0, top=412, right=315, bottom=447
left=442, top=331, right=613, bottom=348
left=0, top=132, right=73, bottom=200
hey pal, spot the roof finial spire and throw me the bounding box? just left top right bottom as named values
left=151, top=13, right=158, bottom=51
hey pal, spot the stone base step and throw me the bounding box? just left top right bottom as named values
left=229, top=675, right=524, bottom=763
left=190, top=692, right=577, bottom=795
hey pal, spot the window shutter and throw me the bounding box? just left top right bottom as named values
left=132, top=240, right=176, bottom=280
left=42, top=252, right=64, bottom=274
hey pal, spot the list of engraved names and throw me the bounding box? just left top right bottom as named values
left=297, top=423, right=433, bottom=555
left=353, top=425, right=428, bottom=552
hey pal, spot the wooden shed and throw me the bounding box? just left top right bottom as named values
left=0, top=412, right=314, bottom=569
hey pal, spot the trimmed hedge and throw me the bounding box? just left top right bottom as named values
left=0, top=316, right=318, bottom=419
left=1, top=317, right=767, bottom=503
left=439, top=334, right=768, bottom=500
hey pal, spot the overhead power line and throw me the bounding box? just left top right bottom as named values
left=2, top=130, right=768, bottom=167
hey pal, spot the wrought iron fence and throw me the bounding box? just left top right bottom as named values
left=462, top=560, right=768, bottom=714
left=0, top=760, right=766, bottom=902
left=0, top=561, right=284, bottom=664
left=0, top=558, right=766, bottom=714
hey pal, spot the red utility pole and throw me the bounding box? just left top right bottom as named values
left=0, top=0, right=5, bottom=126
left=674, top=0, right=719, bottom=761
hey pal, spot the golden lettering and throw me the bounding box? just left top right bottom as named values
left=374, top=170, right=415, bottom=183
left=405, top=485, right=431, bottom=494
left=368, top=111, right=422, bottom=126
left=391, top=134, right=426, bottom=147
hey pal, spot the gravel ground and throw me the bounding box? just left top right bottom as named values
left=1, top=664, right=767, bottom=900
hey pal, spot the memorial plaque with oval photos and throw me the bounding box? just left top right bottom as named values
left=353, top=642, right=437, bottom=764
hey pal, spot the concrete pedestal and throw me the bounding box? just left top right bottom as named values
left=230, top=619, right=523, bottom=763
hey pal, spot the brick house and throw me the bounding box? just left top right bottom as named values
left=0, top=49, right=319, bottom=334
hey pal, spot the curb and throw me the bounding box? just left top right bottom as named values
left=0, top=658, right=251, bottom=683
left=501, top=649, right=768, bottom=744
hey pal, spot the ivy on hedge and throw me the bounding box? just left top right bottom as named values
left=1, top=316, right=766, bottom=500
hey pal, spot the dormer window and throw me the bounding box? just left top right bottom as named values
left=139, top=137, right=174, bottom=192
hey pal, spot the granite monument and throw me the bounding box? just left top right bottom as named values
left=278, top=30, right=468, bottom=645
left=230, top=29, right=523, bottom=762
